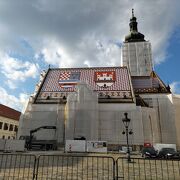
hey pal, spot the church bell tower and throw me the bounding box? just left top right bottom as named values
left=121, top=9, right=153, bottom=76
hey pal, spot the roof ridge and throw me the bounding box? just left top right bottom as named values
left=0, top=104, right=21, bottom=121
left=48, top=66, right=128, bottom=70
left=0, top=104, right=20, bottom=113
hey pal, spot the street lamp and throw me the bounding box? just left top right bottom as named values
left=122, top=112, right=133, bottom=163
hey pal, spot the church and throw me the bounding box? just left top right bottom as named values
left=18, top=10, right=180, bottom=150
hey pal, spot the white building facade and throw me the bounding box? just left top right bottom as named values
left=0, top=104, right=20, bottom=139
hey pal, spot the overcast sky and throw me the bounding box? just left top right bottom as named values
left=0, top=0, right=180, bottom=111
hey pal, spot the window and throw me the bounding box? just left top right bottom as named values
left=2, top=135, right=5, bottom=139
left=0, top=122, right=3, bottom=129
left=14, top=125, right=18, bottom=132
left=8, top=136, right=10, bottom=139
left=3, top=123, right=9, bottom=130
left=9, top=124, right=14, bottom=131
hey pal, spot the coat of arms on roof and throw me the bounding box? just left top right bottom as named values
left=94, top=71, right=116, bottom=88
left=58, top=71, right=81, bottom=88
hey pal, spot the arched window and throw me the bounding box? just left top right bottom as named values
left=3, top=123, right=8, bottom=130
left=14, top=125, right=18, bottom=132
left=0, top=122, right=3, bottom=129
left=9, top=124, right=14, bottom=131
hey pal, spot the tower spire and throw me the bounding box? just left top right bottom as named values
left=124, top=9, right=145, bottom=42
left=129, top=9, right=138, bottom=32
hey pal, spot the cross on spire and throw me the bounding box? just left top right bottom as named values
left=132, top=8, right=134, bottom=17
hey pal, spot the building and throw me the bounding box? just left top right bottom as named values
left=172, top=95, right=180, bottom=149
left=18, top=10, right=180, bottom=150
left=0, top=104, right=20, bottom=139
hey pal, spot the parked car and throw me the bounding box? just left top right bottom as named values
left=158, top=148, right=180, bottom=159
left=141, top=147, right=158, bottom=158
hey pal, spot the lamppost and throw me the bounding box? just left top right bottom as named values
left=122, top=112, right=133, bottom=163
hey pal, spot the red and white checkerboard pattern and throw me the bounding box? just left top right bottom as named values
left=59, top=72, right=71, bottom=80
left=41, top=67, right=131, bottom=93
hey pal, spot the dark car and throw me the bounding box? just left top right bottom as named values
left=141, top=147, right=158, bottom=158
left=158, top=148, right=180, bottom=159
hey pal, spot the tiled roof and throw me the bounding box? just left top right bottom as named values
left=41, top=67, right=131, bottom=92
left=132, top=77, right=159, bottom=89
left=131, top=72, right=170, bottom=94
left=0, top=104, right=21, bottom=121
left=35, top=67, right=133, bottom=102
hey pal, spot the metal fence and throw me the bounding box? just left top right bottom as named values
left=0, top=154, right=115, bottom=180
left=36, top=155, right=115, bottom=180
left=116, top=157, right=180, bottom=180
left=0, top=153, right=36, bottom=179
left=0, top=154, right=180, bottom=180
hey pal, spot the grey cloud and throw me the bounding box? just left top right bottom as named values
left=0, top=0, right=179, bottom=67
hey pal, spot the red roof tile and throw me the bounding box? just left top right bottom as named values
left=131, top=72, right=170, bottom=94
left=41, top=67, right=131, bottom=92
left=0, top=104, right=21, bottom=121
left=35, top=67, right=133, bottom=102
